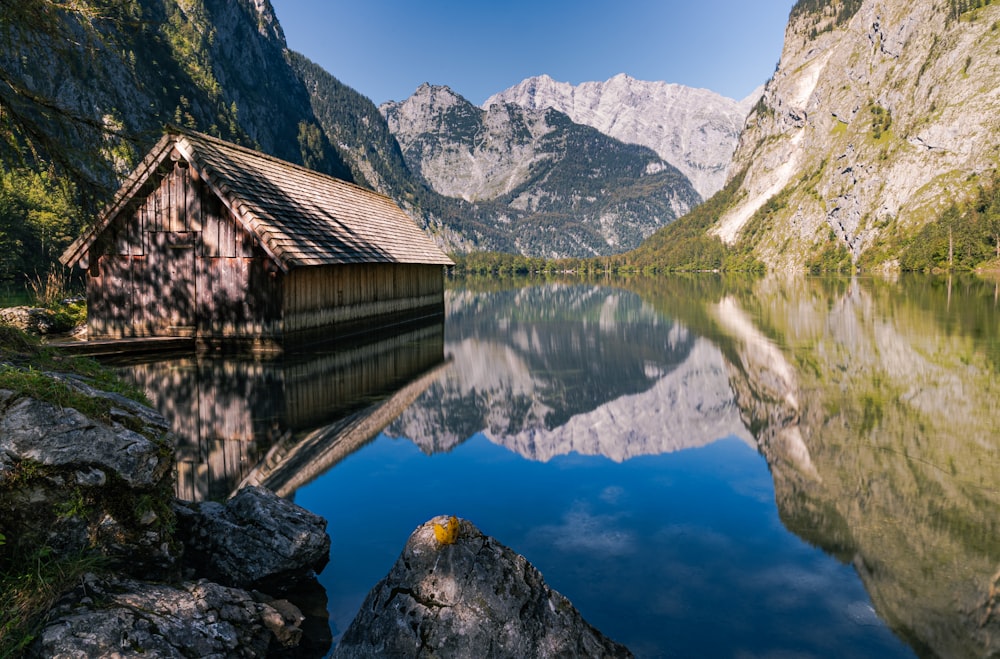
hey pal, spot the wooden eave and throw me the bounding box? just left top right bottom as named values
left=59, top=134, right=175, bottom=268
left=59, top=130, right=287, bottom=273
left=171, top=136, right=289, bottom=273
left=171, top=129, right=454, bottom=268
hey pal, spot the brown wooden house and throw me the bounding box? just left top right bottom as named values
left=60, top=128, right=453, bottom=347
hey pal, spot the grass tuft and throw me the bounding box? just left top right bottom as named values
left=0, top=546, right=106, bottom=658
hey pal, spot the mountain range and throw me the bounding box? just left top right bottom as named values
left=381, top=83, right=702, bottom=257
left=485, top=73, right=759, bottom=199
left=0, top=0, right=751, bottom=263
left=4, top=0, right=998, bottom=271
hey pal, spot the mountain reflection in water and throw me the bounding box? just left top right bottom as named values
left=118, top=275, right=1000, bottom=658
left=387, top=286, right=755, bottom=460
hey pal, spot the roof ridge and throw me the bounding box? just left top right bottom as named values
left=166, top=125, right=397, bottom=205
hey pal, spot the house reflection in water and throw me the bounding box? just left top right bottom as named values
left=119, top=318, right=446, bottom=501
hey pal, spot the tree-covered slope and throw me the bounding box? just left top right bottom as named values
left=1, top=0, right=350, bottom=187
left=0, top=0, right=351, bottom=278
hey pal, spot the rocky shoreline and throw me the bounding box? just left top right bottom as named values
left=0, top=327, right=630, bottom=657
left=0, top=346, right=331, bottom=656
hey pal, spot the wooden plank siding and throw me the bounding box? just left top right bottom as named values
left=283, top=263, right=445, bottom=335
left=86, top=157, right=443, bottom=344
left=67, top=131, right=452, bottom=348
left=87, top=158, right=282, bottom=341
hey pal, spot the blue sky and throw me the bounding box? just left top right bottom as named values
left=270, top=1, right=796, bottom=106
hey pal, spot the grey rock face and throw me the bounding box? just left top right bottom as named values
left=1, top=364, right=331, bottom=656
left=381, top=84, right=701, bottom=258
left=715, top=1, right=1000, bottom=270
left=334, top=516, right=632, bottom=658
left=0, top=306, right=56, bottom=334
left=382, top=85, right=556, bottom=202
left=486, top=73, right=758, bottom=199
left=29, top=574, right=297, bottom=658
left=174, top=485, right=330, bottom=593
left=0, top=381, right=176, bottom=569
left=0, top=394, right=170, bottom=489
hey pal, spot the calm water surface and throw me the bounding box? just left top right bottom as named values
left=120, top=275, right=1000, bottom=658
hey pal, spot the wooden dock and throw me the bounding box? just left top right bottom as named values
left=50, top=336, right=195, bottom=359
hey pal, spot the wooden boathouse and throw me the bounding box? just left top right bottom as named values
left=60, top=127, right=453, bottom=348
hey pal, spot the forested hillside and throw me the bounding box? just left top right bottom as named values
left=0, top=0, right=349, bottom=281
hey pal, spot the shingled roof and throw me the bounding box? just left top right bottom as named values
left=61, top=128, right=453, bottom=270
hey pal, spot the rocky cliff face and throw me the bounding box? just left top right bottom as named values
left=714, top=276, right=1000, bottom=658
left=382, top=84, right=556, bottom=203
left=0, top=0, right=351, bottom=190
left=714, top=0, right=1000, bottom=270
left=486, top=74, right=759, bottom=199
left=381, top=85, right=701, bottom=257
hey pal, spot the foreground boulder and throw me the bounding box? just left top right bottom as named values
left=0, top=380, right=177, bottom=572
left=173, top=486, right=331, bottom=593
left=334, top=516, right=632, bottom=658
left=29, top=574, right=303, bottom=658
left=0, top=306, right=56, bottom=334
left=0, top=361, right=332, bottom=657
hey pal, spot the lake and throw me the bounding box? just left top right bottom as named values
left=118, top=274, right=1000, bottom=658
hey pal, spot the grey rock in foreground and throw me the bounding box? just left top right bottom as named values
left=334, top=516, right=632, bottom=658
left=0, top=373, right=331, bottom=656
left=29, top=573, right=304, bottom=658
left=0, top=306, right=56, bottom=334
left=173, top=485, right=331, bottom=593
left=0, top=383, right=176, bottom=569
left=0, top=389, right=171, bottom=489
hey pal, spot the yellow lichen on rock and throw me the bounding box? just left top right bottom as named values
left=433, top=516, right=460, bottom=545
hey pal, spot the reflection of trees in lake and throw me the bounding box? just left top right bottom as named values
left=710, top=275, right=1000, bottom=658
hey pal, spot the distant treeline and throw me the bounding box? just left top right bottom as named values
left=455, top=166, right=1000, bottom=277
left=893, top=171, right=1000, bottom=272
left=451, top=169, right=765, bottom=276
left=450, top=252, right=622, bottom=277
left=790, top=0, right=863, bottom=25
left=949, top=0, right=994, bottom=20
